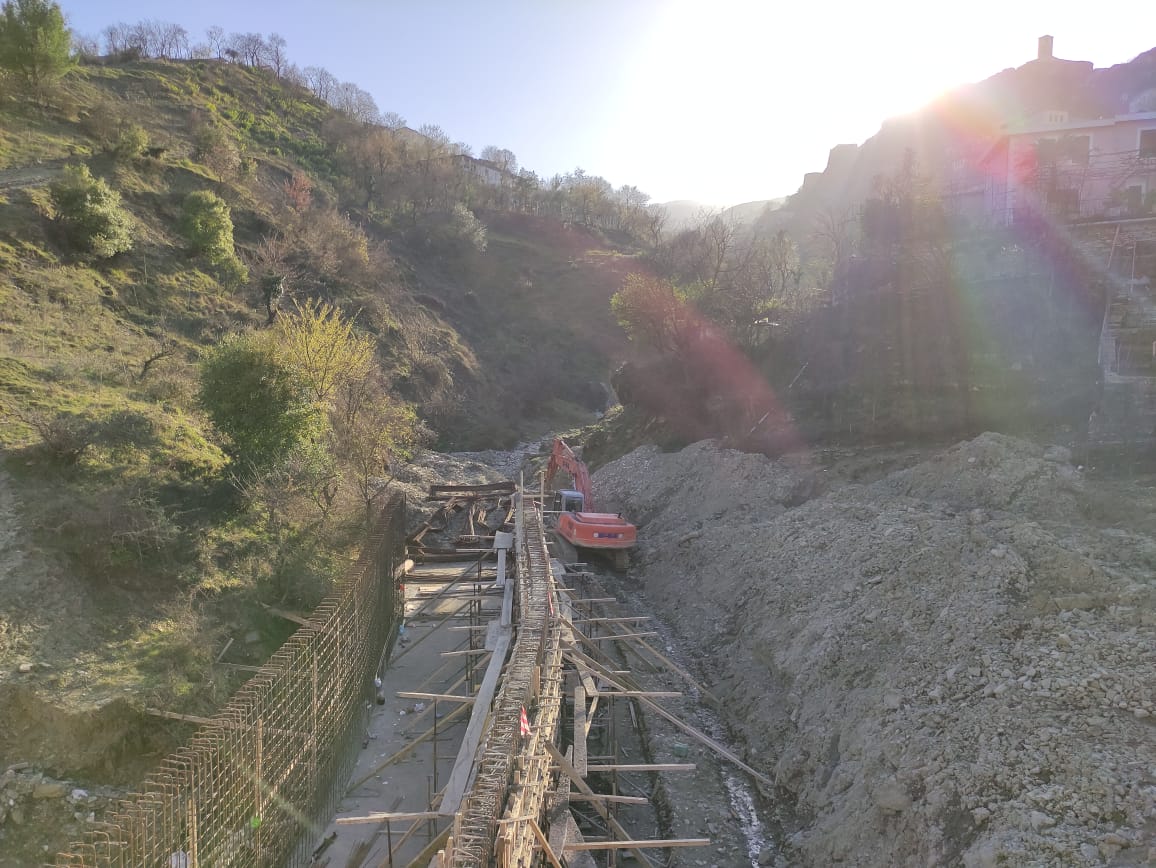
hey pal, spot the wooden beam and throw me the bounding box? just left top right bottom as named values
left=396, top=692, right=475, bottom=703
left=564, top=839, right=710, bottom=851
left=565, top=794, right=649, bottom=805
left=593, top=691, right=682, bottom=698
left=586, top=764, right=695, bottom=773
left=260, top=602, right=317, bottom=628
left=403, top=825, right=451, bottom=868
left=345, top=701, right=471, bottom=792
left=572, top=685, right=587, bottom=776
left=544, top=741, right=655, bottom=868
left=439, top=647, right=492, bottom=658
left=590, top=631, right=659, bottom=642
left=336, top=811, right=442, bottom=825
left=437, top=628, right=513, bottom=815
left=565, top=646, right=772, bottom=787
left=530, top=818, right=564, bottom=868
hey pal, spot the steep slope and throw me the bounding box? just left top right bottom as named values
left=0, top=56, right=637, bottom=779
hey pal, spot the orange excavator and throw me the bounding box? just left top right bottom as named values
left=544, top=438, right=637, bottom=569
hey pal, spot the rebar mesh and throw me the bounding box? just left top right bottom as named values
left=451, top=504, right=558, bottom=867
left=54, top=495, right=407, bottom=868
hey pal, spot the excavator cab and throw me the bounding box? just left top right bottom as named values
left=552, top=489, right=585, bottom=514
left=544, top=438, right=636, bottom=570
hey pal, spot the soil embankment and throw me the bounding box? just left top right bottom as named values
left=594, top=434, right=1156, bottom=866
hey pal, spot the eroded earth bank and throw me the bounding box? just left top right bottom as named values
left=593, top=434, right=1156, bottom=867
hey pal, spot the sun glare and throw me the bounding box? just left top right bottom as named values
left=614, top=0, right=983, bottom=204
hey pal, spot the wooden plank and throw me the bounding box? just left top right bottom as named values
left=395, top=692, right=475, bottom=703
left=586, top=764, right=695, bottom=772
left=584, top=694, right=600, bottom=740
left=590, top=631, right=659, bottom=642
left=336, top=811, right=442, bottom=825
left=429, top=481, right=516, bottom=494
left=437, top=627, right=513, bottom=815
left=544, top=741, right=656, bottom=868
left=530, top=819, right=564, bottom=868
left=565, top=794, right=649, bottom=805
left=593, top=691, right=682, bottom=698
left=572, top=685, right=587, bottom=776
left=345, top=702, right=472, bottom=792
left=439, top=648, right=492, bottom=658
left=564, top=839, right=711, bottom=851
left=565, top=646, right=772, bottom=787
left=403, top=825, right=451, bottom=868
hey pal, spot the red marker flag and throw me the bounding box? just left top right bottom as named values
left=519, top=705, right=531, bottom=737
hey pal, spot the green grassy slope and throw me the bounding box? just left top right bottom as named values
left=0, top=58, right=635, bottom=745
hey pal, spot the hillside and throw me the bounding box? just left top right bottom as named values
left=0, top=55, right=640, bottom=791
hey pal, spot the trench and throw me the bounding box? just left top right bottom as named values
left=581, top=563, right=781, bottom=867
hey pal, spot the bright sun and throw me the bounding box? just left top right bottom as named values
left=610, top=0, right=982, bottom=205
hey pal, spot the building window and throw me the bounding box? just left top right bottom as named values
left=1140, top=129, right=1156, bottom=158
left=1047, top=188, right=1080, bottom=218
left=1036, top=135, right=1089, bottom=165
left=1123, top=186, right=1143, bottom=214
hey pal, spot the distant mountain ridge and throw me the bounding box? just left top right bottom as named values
left=652, top=196, right=789, bottom=232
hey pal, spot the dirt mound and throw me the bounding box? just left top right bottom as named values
left=877, top=432, right=1086, bottom=521
left=595, top=434, right=1156, bottom=866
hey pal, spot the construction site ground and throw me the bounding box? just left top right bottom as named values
left=316, top=559, right=501, bottom=867
left=4, top=437, right=1154, bottom=866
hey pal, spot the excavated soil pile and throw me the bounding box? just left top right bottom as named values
left=594, top=434, right=1156, bottom=867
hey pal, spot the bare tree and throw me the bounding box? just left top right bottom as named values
left=700, top=211, right=739, bottom=289
left=380, top=111, right=406, bottom=131
left=228, top=32, right=267, bottom=67
left=281, top=62, right=305, bottom=88
left=102, top=22, right=130, bottom=55
left=644, top=204, right=668, bottom=247
left=480, top=145, right=518, bottom=174
left=205, top=25, right=225, bottom=59
left=333, top=82, right=380, bottom=124
left=154, top=22, right=189, bottom=59
left=265, top=33, right=288, bottom=77
left=304, top=65, right=336, bottom=101
left=71, top=33, right=101, bottom=60
left=126, top=20, right=159, bottom=56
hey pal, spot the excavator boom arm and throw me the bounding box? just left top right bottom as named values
left=545, top=438, right=596, bottom=510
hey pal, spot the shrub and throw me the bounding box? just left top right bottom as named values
left=8, top=406, right=158, bottom=464
left=180, top=190, right=248, bottom=287
left=46, top=484, right=180, bottom=585
left=49, top=164, right=135, bottom=258
left=417, top=204, right=488, bottom=255
left=110, top=122, right=149, bottom=161
left=198, top=333, right=319, bottom=469
left=191, top=122, right=241, bottom=177
left=11, top=408, right=99, bottom=463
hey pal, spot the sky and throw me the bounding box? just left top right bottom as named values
left=64, top=1, right=1156, bottom=208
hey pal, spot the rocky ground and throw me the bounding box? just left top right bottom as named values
left=594, top=433, right=1156, bottom=867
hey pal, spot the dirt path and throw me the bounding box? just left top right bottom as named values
left=0, top=161, right=65, bottom=192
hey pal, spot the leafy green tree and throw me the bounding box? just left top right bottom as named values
left=273, top=298, right=374, bottom=406
left=198, top=333, right=319, bottom=469
left=180, top=190, right=248, bottom=286
left=49, top=164, right=134, bottom=258
left=0, top=0, right=74, bottom=91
